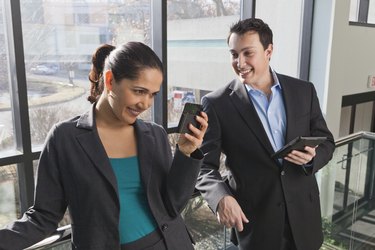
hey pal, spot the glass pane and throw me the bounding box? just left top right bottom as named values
left=349, top=0, right=360, bottom=22
left=20, top=0, right=152, bottom=149
left=368, top=0, right=375, bottom=24
left=320, top=137, right=375, bottom=249
left=0, top=165, right=20, bottom=228
left=167, top=0, right=241, bottom=128
left=0, top=3, right=15, bottom=152
left=255, top=0, right=303, bottom=77
left=182, top=196, right=234, bottom=250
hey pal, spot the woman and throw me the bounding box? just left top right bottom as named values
left=0, top=42, right=208, bottom=250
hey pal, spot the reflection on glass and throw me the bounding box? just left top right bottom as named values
left=20, top=0, right=152, bottom=148
left=0, top=4, right=15, bottom=152
left=0, top=165, right=20, bottom=228
left=182, top=196, right=234, bottom=250
left=167, top=0, right=240, bottom=128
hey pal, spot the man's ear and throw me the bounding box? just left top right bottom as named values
left=266, top=44, right=273, bottom=58
left=104, top=70, right=113, bottom=91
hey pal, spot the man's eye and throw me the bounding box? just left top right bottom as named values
left=231, top=53, right=238, bottom=58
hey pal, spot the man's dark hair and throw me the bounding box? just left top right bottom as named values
left=227, top=18, right=273, bottom=50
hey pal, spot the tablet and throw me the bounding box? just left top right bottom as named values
left=271, top=136, right=328, bottom=159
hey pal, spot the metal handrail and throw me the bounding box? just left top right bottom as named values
left=335, top=131, right=375, bottom=147
left=25, top=225, right=71, bottom=250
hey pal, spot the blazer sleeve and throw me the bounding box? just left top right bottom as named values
left=155, top=126, right=204, bottom=216
left=0, top=125, right=68, bottom=250
left=195, top=96, right=233, bottom=213
left=304, top=83, right=335, bottom=175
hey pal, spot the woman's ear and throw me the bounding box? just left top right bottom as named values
left=104, top=70, right=113, bottom=91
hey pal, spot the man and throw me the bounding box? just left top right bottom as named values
left=196, top=18, right=335, bottom=250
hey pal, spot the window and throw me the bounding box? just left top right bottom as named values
left=349, top=0, right=375, bottom=25
left=166, top=0, right=241, bottom=129
left=0, top=165, right=20, bottom=228
left=20, top=0, right=152, bottom=149
left=255, top=0, right=304, bottom=77
left=0, top=3, right=15, bottom=153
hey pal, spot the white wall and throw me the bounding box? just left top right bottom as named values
left=311, top=0, right=375, bottom=140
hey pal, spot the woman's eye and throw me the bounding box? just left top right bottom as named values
left=134, top=89, right=146, bottom=95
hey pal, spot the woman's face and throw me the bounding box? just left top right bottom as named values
left=107, top=68, right=163, bottom=125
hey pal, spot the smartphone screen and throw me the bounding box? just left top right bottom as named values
left=177, top=103, right=203, bottom=134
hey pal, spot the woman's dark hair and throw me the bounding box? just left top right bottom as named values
left=87, top=44, right=116, bottom=103
left=227, top=18, right=273, bottom=50
left=105, top=41, right=163, bottom=83
left=88, top=42, right=163, bottom=103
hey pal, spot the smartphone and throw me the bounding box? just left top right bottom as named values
left=271, top=136, right=328, bottom=159
left=177, top=103, right=203, bottom=134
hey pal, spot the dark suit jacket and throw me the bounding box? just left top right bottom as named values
left=0, top=105, right=203, bottom=250
left=196, top=74, right=335, bottom=250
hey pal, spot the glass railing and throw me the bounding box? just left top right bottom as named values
left=320, top=131, right=375, bottom=249
left=20, top=132, right=375, bottom=249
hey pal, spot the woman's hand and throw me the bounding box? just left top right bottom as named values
left=177, top=111, right=208, bottom=156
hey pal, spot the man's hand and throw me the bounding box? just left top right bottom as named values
left=284, top=146, right=316, bottom=165
left=217, top=196, right=249, bottom=232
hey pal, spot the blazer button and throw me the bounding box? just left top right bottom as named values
left=281, top=170, right=285, bottom=176
left=161, top=224, right=168, bottom=231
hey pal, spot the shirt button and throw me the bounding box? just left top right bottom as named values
left=281, top=170, right=285, bottom=176
left=161, top=224, right=168, bottom=231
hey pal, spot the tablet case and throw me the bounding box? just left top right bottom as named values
left=271, top=136, right=327, bottom=159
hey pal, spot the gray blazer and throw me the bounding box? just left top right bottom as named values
left=196, top=74, right=335, bottom=250
left=0, top=105, right=203, bottom=250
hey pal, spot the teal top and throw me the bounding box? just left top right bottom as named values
left=109, top=156, right=157, bottom=244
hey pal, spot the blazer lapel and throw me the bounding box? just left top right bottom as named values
left=278, top=74, right=296, bottom=143
left=75, top=105, right=118, bottom=196
left=134, top=120, right=155, bottom=189
left=229, top=79, right=275, bottom=156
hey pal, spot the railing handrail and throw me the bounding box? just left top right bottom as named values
left=335, top=131, right=375, bottom=147
left=25, top=225, right=71, bottom=250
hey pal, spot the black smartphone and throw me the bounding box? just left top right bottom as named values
left=177, top=102, right=203, bottom=134
left=271, top=136, right=328, bottom=159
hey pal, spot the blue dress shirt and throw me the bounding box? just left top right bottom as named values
left=245, top=70, right=286, bottom=153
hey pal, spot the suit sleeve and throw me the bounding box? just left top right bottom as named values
left=304, top=83, right=335, bottom=175
left=195, top=96, right=233, bottom=213
left=0, top=125, right=68, bottom=250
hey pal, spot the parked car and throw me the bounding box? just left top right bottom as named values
left=30, top=64, right=58, bottom=75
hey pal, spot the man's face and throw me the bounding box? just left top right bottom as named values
left=228, top=31, right=273, bottom=86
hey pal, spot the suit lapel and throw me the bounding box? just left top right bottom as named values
left=75, top=105, right=118, bottom=196
left=229, top=79, right=275, bottom=155
left=277, top=74, right=295, bottom=143
left=134, top=120, right=155, bottom=190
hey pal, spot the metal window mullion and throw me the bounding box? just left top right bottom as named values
left=299, top=0, right=314, bottom=81
left=151, top=0, right=167, bottom=129
left=4, top=0, right=35, bottom=212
